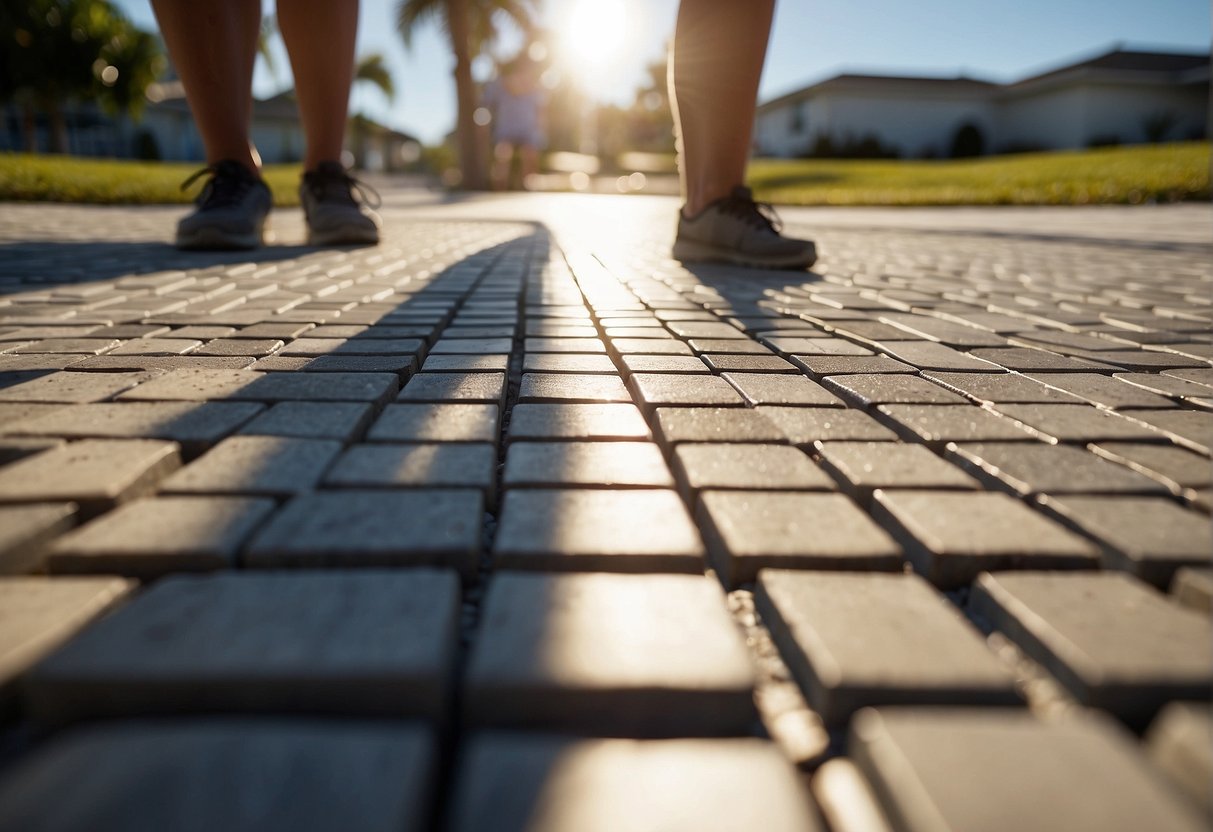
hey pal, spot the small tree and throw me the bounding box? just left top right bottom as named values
left=1142, top=111, right=1178, bottom=144
left=1, top=0, right=163, bottom=153
left=950, top=123, right=984, bottom=158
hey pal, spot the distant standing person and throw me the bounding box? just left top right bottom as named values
left=153, top=0, right=380, bottom=249
left=669, top=0, right=816, bottom=269
left=484, top=51, right=547, bottom=191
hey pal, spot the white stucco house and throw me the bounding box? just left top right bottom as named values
left=754, top=47, right=1210, bottom=158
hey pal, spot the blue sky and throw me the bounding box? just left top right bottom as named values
left=114, top=0, right=1210, bottom=145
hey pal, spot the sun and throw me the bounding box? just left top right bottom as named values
left=559, top=0, right=630, bottom=94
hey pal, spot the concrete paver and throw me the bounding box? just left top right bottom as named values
left=757, top=571, right=1019, bottom=723
left=450, top=735, right=820, bottom=832
left=850, top=708, right=1207, bottom=832
left=971, top=571, right=1212, bottom=723
left=464, top=572, right=754, bottom=735
left=25, top=570, right=460, bottom=721
left=0, top=722, right=436, bottom=832
left=1, top=195, right=1209, bottom=827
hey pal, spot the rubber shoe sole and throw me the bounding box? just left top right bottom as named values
left=306, top=223, right=380, bottom=246
left=176, top=220, right=266, bottom=251
left=672, top=238, right=817, bottom=270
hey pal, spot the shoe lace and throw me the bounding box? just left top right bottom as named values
left=304, top=164, right=382, bottom=210
left=180, top=161, right=256, bottom=209
left=715, top=187, right=783, bottom=234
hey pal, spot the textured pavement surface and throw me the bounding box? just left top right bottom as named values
left=0, top=190, right=1211, bottom=830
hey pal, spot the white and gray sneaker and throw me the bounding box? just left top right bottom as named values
left=673, top=186, right=816, bottom=270
left=176, top=160, right=272, bottom=250
left=300, top=161, right=381, bottom=246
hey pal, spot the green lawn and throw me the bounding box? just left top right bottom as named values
left=0, top=142, right=1209, bottom=206
left=747, top=142, right=1210, bottom=206
left=0, top=156, right=306, bottom=206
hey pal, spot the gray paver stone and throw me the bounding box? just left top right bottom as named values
left=521, top=354, right=617, bottom=374
left=0, top=372, right=156, bottom=404
left=398, top=372, right=505, bottom=404
left=1022, top=373, right=1176, bottom=409
left=722, top=373, right=844, bottom=407
left=48, top=496, right=276, bottom=578
left=422, top=354, right=510, bottom=373
left=0, top=503, right=77, bottom=574
left=24, top=570, right=460, bottom=721
left=816, top=441, right=979, bottom=501
left=968, top=347, right=1120, bottom=372
left=0, top=576, right=133, bottom=715
left=1121, top=409, right=1213, bottom=455
left=194, top=338, right=284, bottom=357
left=464, top=573, right=755, bottom=735
left=757, top=570, right=1018, bottom=723
left=1039, top=495, right=1213, bottom=587
left=0, top=721, right=435, bottom=832
left=1088, top=442, right=1213, bottom=491
left=619, top=355, right=710, bottom=375
left=992, top=403, right=1170, bottom=443
left=947, top=442, right=1169, bottom=497
left=450, top=735, right=820, bottom=832
left=703, top=354, right=799, bottom=373
left=245, top=490, right=483, bottom=575
left=368, top=403, right=498, bottom=443
left=822, top=374, right=969, bottom=407
left=673, top=443, right=834, bottom=503
left=1171, top=567, right=1213, bottom=614
left=71, top=355, right=257, bottom=372
left=970, top=571, right=1212, bottom=723
left=325, top=443, right=496, bottom=492
left=877, top=404, right=1038, bottom=445
left=519, top=373, right=631, bottom=403
left=2, top=401, right=263, bottom=451
left=850, top=708, right=1207, bottom=832
left=876, top=342, right=1004, bottom=373
left=507, top=403, right=650, bottom=441
left=493, top=489, right=704, bottom=573
left=0, top=439, right=180, bottom=513
left=654, top=407, right=787, bottom=447
left=503, top=441, right=674, bottom=488
left=872, top=490, right=1098, bottom=588
left=921, top=371, right=1083, bottom=404
left=791, top=355, right=918, bottom=376
left=810, top=758, right=895, bottom=832
left=628, top=374, right=745, bottom=410
left=237, top=401, right=374, bottom=441
left=698, top=491, right=902, bottom=586
left=1145, top=702, right=1213, bottom=815
left=161, top=436, right=343, bottom=496
left=758, top=406, right=900, bottom=444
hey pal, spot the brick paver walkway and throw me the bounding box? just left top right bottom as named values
left=0, top=192, right=1210, bottom=830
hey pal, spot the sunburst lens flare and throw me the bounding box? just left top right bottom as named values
left=559, top=0, right=632, bottom=98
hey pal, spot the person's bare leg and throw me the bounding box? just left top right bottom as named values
left=150, top=0, right=259, bottom=172
left=519, top=145, right=539, bottom=188
left=278, top=0, right=358, bottom=170
left=492, top=142, right=515, bottom=190
left=670, top=0, right=775, bottom=215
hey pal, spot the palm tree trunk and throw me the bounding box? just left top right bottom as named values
left=47, top=102, right=69, bottom=154
left=21, top=103, right=38, bottom=153
left=447, top=0, right=486, bottom=189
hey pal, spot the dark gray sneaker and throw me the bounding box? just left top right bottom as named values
left=300, top=161, right=381, bottom=246
left=176, top=160, right=272, bottom=250
left=673, top=186, right=816, bottom=270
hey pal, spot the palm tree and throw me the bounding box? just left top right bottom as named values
left=355, top=53, right=396, bottom=103
left=396, top=0, right=537, bottom=189
left=1, top=0, right=163, bottom=152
